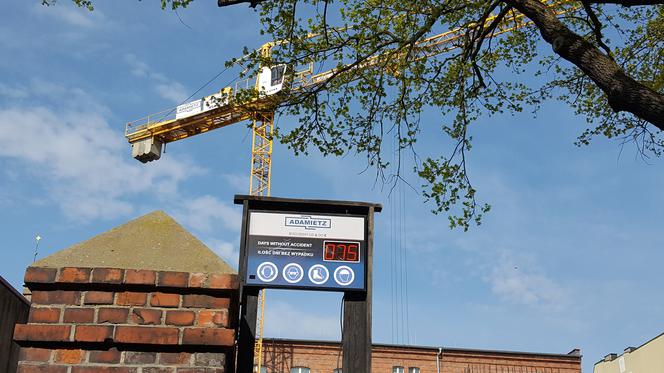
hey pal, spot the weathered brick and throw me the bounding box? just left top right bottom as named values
left=18, top=364, right=68, bottom=373
left=115, top=326, right=179, bottom=345
left=151, top=292, right=180, bottom=308
left=71, top=368, right=137, bottom=373
left=19, top=347, right=52, bottom=362
left=176, top=369, right=220, bottom=373
left=157, top=271, right=189, bottom=287
left=92, top=268, right=123, bottom=284
left=116, top=292, right=147, bottom=306
left=14, top=324, right=71, bottom=342
left=124, top=351, right=157, bottom=364
left=89, top=348, right=122, bottom=364
left=208, top=274, right=237, bottom=290
left=124, top=269, right=156, bottom=285
left=194, top=352, right=225, bottom=367
left=24, top=267, right=57, bottom=284
left=181, top=328, right=234, bottom=346
left=188, top=273, right=207, bottom=288
left=143, top=368, right=175, bottom=373
left=31, top=290, right=81, bottom=305
left=130, top=308, right=162, bottom=325
left=28, top=307, right=61, bottom=323
left=53, top=349, right=85, bottom=364
left=197, top=310, right=228, bottom=328
left=182, top=295, right=229, bottom=309
left=98, top=308, right=129, bottom=324
left=165, top=310, right=195, bottom=326
left=84, top=291, right=115, bottom=305
left=159, top=352, right=192, bottom=365
left=74, top=325, right=113, bottom=342
left=57, top=267, right=91, bottom=283
left=63, top=308, right=94, bottom=323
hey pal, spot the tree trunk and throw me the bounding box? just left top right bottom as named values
left=505, top=0, right=664, bottom=131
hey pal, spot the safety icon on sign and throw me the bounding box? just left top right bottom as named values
left=282, top=263, right=304, bottom=284
left=333, top=266, right=355, bottom=286
left=308, top=264, right=329, bottom=285
left=256, top=262, right=278, bottom=283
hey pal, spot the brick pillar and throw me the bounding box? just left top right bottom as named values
left=14, top=266, right=238, bottom=373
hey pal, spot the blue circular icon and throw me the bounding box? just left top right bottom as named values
left=308, top=265, right=329, bottom=285
left=333, top=266, right=355, bottom=286
left=282, top=263, right=304, bottom=283
left=256, top=262, right=278, bottom=282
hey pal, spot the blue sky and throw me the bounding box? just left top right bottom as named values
left=1, top=2, right=663, bottom=372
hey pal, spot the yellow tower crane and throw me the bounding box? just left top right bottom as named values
left=124, top=1, right=576, bottom=371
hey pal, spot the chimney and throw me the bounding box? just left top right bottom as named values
left=604, top=353, right=618, bottom=362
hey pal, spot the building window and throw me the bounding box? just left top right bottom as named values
left=291, top=368, right=310, bottom=373
left=392, top=367, right=405, bottom=373
left=409, top=368, right=420, bottom=373
left=253, top=366, right=267, bottom=373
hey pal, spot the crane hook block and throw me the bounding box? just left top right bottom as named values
left=131, top=137, right=163, bottom=163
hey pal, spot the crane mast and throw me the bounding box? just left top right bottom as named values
left=123, top=2, right=577, bottom=371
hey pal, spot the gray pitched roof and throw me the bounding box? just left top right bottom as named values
left=33, top=211, right=236, bottom=274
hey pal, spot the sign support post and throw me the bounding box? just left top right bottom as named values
left=233, top=196, right=381, bottom=373
left=342, top=205, right=374, bottom=372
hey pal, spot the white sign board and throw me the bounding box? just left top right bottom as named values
left=249, top=212, right=364, bottom=240
left=246, top=211, right=366, bottom=291
left=176, top=99, right=203, bottom=119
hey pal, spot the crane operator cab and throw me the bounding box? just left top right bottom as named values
left=129, top=64, right=288, bottom=163
left=257, top=64, right=287, bottom=97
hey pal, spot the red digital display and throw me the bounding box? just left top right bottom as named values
left=323, top=241, right=360, bottom=263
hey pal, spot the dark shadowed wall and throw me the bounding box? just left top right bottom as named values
left=0, top=276, right=29, bottom=373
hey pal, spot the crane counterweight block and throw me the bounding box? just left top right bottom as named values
left=131, top=137, right=163, bottom=163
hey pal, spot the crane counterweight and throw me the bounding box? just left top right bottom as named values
left=131, top=137, right=163, bottom=163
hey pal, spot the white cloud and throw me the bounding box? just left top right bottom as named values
left=172, top=195, right=242, bottom=233
left=124, top=54, right=189, bottom=104
left=0, top=83, right=201, bottom=221
left=155, top=82, right=189, bottom=104
left=486, top=251, right=569, bottom=312
left=222, top=173, right=248, bottom=193
left=32, top=3, right=104, bottom=29
left=264, top=301, right=341, bottom=340
left=125, top=54, right=150, bottom=78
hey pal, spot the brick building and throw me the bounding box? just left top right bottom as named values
left=258, top=339, right=582, bottom=373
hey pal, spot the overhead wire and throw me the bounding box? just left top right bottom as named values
left=156, top=63, right=238, bottom=123
left=390, top=134, right=396, bottom=344
left=402, top=175, right=411, bottom=344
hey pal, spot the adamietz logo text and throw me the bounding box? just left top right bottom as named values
left=285, top=216, right=332, bottom=230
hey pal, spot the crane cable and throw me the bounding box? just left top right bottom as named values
left=390, top=133, right=411, bottom=345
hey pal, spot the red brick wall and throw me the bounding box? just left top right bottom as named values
left=14, top=267, right=239, bottom=373
left=260, top=340, right=582, bottom=373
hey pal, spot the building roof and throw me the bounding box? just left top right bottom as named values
left=32, top=210, right=236, bottom=274
left=593, top=330, right=664, bottom=366
left=262, top=338, right=582, bottom=359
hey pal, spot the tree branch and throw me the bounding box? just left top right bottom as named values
left=505, top=0, right=664, bottom=131
left=580, top=0, right=614, bottom=59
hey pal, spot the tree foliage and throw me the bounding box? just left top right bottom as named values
left=57, top=0, right=664, bottom=230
